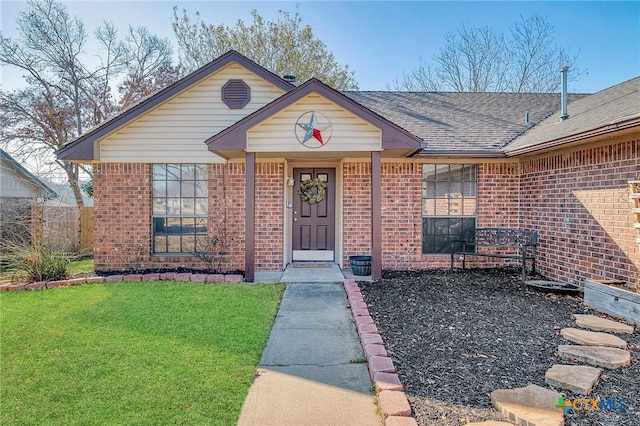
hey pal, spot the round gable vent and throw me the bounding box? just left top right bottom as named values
left=222, top=79, right=250, bottom=109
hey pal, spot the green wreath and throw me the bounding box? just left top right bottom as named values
left=299, top=178, right=327, bottom=205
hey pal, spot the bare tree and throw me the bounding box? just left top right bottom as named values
left=388, top=14, right=578, bottom=93
left=507, top=15, right=578, bottom=93
left=0, top=0, right=177, bottom=207
left=118, top=26, right=181, bottom=110
left=172, top=7, right=358, bottom=90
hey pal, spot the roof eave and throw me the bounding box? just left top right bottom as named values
left=415, top=149, right=507, bottom=159
left=504, top=115, right=640, bottom=157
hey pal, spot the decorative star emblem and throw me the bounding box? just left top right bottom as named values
left=295, top=111, right=332, bottom=148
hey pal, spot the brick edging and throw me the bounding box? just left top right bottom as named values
left=0, top=273, right=245, bottom=292
left=343, top=279, right=418, bottom=426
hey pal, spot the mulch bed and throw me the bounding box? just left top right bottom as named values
left=359, top=268, right=639, bottom=426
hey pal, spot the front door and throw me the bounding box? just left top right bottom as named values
left=292, top=168, right=336, bottom=261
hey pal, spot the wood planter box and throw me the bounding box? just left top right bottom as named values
left=584, top=279, right=640, bottom=326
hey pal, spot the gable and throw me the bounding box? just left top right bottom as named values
left=56, top=51, right=294, bottom=162
left=247, top=92, right=382, bottom=153
left=0, top=161, right=40, bottom=198
left=207, top=78, right=422, bottom=159
left=0, top=151, right=56, bottom=199
left=100, top=63, right=287, bottom=163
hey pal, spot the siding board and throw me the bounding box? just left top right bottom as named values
left=101, top=63, right=285, bottom=163
left=247, top=93, right=381, bottom=153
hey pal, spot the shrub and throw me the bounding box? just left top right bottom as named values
left=2, top=241, right=72, bottom=282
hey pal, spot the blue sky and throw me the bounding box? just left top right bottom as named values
left=1, top=1, right=639, bottom=93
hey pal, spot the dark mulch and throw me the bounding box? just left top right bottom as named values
left=359, top=268, right=640, bottom=426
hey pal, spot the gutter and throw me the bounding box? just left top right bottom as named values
left=413, top=149, right=506, bottom=158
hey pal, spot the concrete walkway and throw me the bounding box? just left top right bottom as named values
left=237, top=279, right=381, bottom=425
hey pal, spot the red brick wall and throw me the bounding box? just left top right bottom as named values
left=343, top=162, right=372, bottom=264
left=93, top=163, right=152, bottom=271
left=94, top=162, right=245, bottom=273
left=520, top=139, right=640, bottom=286
left=255, top=162, right=284, bottom=270
left=209, top=163, right=245, bottom=272
left=94, top=137, right=639, bottom=286
left=380, top=162, right=422, bottom=269
left=377, top=161, right=523, bottom=270
left=376, top=148, right=638, bottom=286
left=478, top=163, right=521, bottom=228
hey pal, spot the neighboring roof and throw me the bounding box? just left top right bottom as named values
left=344, top=91, right=586, bottom=156
left=56, top=50, right=295, bottom=161
left=206, top=78, right=423, bottom=158
left=504, top=76, right=640, bottom=155
left=0, top=149, right=57, bottom=198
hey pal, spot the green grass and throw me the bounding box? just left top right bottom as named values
left=67, top=257, right=94, bottom=275
left=1, top=281, right=284, bottom=425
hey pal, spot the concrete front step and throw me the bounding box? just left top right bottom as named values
left=545, top=364, right=602, bottom=394
left=490, top=384, right=563, bottom=426
left=573, top=314, right=634, bottom=334
left=560, top=327, right=627, bottom=349
left=558, top=345, right=631, bottom=369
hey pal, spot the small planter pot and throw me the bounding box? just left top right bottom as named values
left=584, top=279, right=640, bottom=326
left=349, top=255, right=372, bottom=276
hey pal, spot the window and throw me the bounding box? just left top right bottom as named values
left=422, top=164, right=477, bottom=254
left=152, top=164, right=208, bottom=254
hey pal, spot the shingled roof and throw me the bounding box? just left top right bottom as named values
left=504, top=76, right=640, bottom=155
left=344, top=91, right=586, bottom=156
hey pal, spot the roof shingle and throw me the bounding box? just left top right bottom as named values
left=504, top=77, right=640, bottom=154
left=344, top=92, right=585, bottom=153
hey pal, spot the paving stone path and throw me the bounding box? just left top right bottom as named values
left=489, top=314, right=635, bottom=426
left=560, top=327, right=627, bottom=349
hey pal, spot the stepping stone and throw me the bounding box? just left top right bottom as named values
left=526, top=280, right=581, bottom=293
left=561, top=327, right=627, bottom=349
left=490, top=384, right=563, bottom=426
left=558, top=345, right=631, bottom=369
left=573, top=314, right=634, bottom=334
left=545, top=364, right=602, bottom=394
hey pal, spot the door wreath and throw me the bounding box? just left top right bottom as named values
left=299, top=177, right=326, bottom=204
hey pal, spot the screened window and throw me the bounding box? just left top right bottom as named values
left=422, top=164, right=477, bottom=254
left=152, top=164, right=208, bottom=254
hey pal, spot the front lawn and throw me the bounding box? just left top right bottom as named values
left=1, top=281, right=284, bottom=425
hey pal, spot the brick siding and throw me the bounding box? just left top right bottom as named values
left=94, top=137, right=639, bottom=286
left=343, top=162, right=372, bottom=265
left=380, top=162, right=422, bottom=269
left=520, top=139, right=639, bottom=286
left=93, top=163, right=153, bottom=272
left=209, top=163, right=245, bottom=272
left=94, top=162, right=246, bottom=273
left=255, top=162, right=284, bottom=270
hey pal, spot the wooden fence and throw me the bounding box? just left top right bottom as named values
left=31, top=206, right=94, bottom=254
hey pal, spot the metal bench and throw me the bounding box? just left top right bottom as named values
left=450, top=228, right=538, bottom=281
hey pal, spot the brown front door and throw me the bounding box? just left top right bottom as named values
left=292, top=168, right=336, bottom=261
